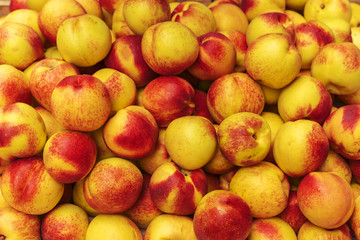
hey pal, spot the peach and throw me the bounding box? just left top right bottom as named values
left=0, top=207, right=41, bottom=240
left=142, top=76, right=195, bottom=127
left=218, top=112, right=271, bottom=166
left=192, top=89, right=213, bottom=122
left=247, top=217, right=297, bottom=240
left=9, top=0, right=29, bottom=11
left=187, top=32, right=237, bottom=81
left=229, top=161, right=290, bottom=218
left=239, top=0, right=285, bottom=21
left=171, top=1, right=216, bottom=37
left=206, top=72, right=265, bottom=124
left=0, top=64, right=31, bottom=107
left=50, top=74, right=111, bottom=132
left=138, top=128, right=171, bottom=175
left=43, top=130, right=97, bottom=183
left=144, top=214, right=197, bottom=240
left=56, top=14, right=112, bottom=67
left=321, top=18, right=352, bottom=43
left=273, top=119, right=329, bottom=177
left=350, top=196, right=360, bottom=239
left=72, top=179, right=100, bottom=217
left=298, top=221, right=352, bottom=240
left=294, top=20, right=335, bottom=69
left=41, top=203, right=89, bottom=240
left=76, top=0, right=103, bottom=19
left=35, top=106, right=65, bottom=138
left=86, top=214, right=143, bottom=240
left=219, top=29, right=248, bottom=72
left=219, top=167, right=239, bottom=190
left=111, top=3, right=135, bottom=38
left=304, top=0, right=352, bottom=22
left=317, top=150, right=352, bottom=183
left=0, top=22, right=43, bottom=70
left=149, top=161, right=208, bottom=215
left=44, top=46, right=63, bottom=60
left=297, top=171, right=354, bottom=229
left=245, top=33, right=302, bottom=89
left=165, top=116, right=217, bottom=170
left=284, top=10, right=306, bottom=26
left=206, top=173, right=221, bottom=192
left=38, top=0, right=86, bottom=44
left=311, top=42, right=360, bottom=95
left=277, top=75, right=333, bottom=123
left=279, top=190, right=307, bottom=233
left=88, top=126, right=116, bottom=161
left=323, top=105, right=360, bottom=160
left=193, top=190, right=253, bottom=240
left=104, top=35, right=158, bottom=87
left=0, top=177, right=10, bottom=210
left=246, top=12, right=295, bottom=46
left=124, top=173, right=163, bottom=229
left=0, top=157, right=64, bottom=215
left=0, top=103, right=47, bottom=171
left=93, top=68, right=137, bottom=116
left=26, top=0, right=48, bottom=12
left=208, top=0, right=249, bottom=33
left=29, top=58, right=79, bottom=110
left=103, top=105, right=159, bottom=160
left=99, top=0, right=122, bottom=13
left=83, top=157, right=143, bottom=213
left=260, top=84, right=281, bottom=106
left=123, top=0, right=170, bottom=35
left=141, top=21, right=199, bottom=76
left=337, top=85, right=360, bottom=105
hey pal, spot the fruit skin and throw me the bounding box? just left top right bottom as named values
left=56, top=14, right=113, bottom=67
left=10, top=0, right=29, bottom=11
left=141, top=21, right=199, bottom=76
left=0, top=156, right=64, bottom=215
left=26, top=0, right=48, bottom=12
left=38, top=0, right=86, bottom=44
left=187, top=32, right=237, bottom=81
left=164, top=115, right=217, bottom=170
left=123, top=0, right=170, bottom=35
left=310, top=42, right=360, bottom=95
left=0, top=64, right=31, bottom=107
left=41, top=203, right=89, bottom=240
left=297, top=172, right=355, bottom=229
left=0, top=22, right=43, bottom=70
left=218, top=112, right=271, bottom=166
left=323, top=104, right=360, bottom=160
left=273, top=119, right=329, bottom=177
left=144, top=214, right=197, bottom=240
left=0, top=103, right=47, bottom=172
left=245, top=33, right=302, bottom=89
left=171, top=1, right=216, bottom=37
left=83, top=157, right=143, bottom=214
left=350, top=196, right=360, bottom=240
left=35, top=106, right=65, bottom=138
left=304, top=0, right=352, bottom=23
left=277, top=75, right=333, bottom=124
left=50, top=74, right=111, bottom=132
left=239, top=0, right=285, bottom=21
left=29, top=58, right=79, bottom=111
left=142, top=76, right=195, bottom=127
left=193, top=190, right=253, bottom=240
left=298, top=221, right=352, bottom=240
left=206, top=72, right=265, bottom=124
left=0, top=206, right=41, bottom=240
left=104, top=35, right=158, bottom=87
left=229, top=161, right=290, bottom=218
left=85, top=214, right=143, bottom=240
left=72, top=179, right=100, bottom=217
left=43, top=130, right=97, bottom=184
left=247, top=217, right=298, bottom=240
left=318, top=150, right=352, bottom=184
left=103, top=105, right=159, bottom=160
left=149, top=161, right=208, bottom=215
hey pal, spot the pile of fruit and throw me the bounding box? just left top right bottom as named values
left=1, top=0, right=360, bottom=239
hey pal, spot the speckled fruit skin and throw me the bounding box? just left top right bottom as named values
left=298, top=221, right=352, bottom=240
left=247, top=217, right=298, bottom=240
left=50, top=74, right=111, bottom=132
left=297, top=172, right=355, bottom=229
left=142, top=76, right=195, bottom=127
left=273, top=119, right=329, bottom=177
left=0, top=156, right=65, bottom=215
left=193, top=190, right=253, bottom=240
left=323, top=104, right=360, bottom=160
left=103, top=105, right=159, bottom=160
left=83, top=157, right=143, bottom=214
left=43, top=130, right=97, bottom=184
left=149, top=161, right=208, bottom=215
left=41, top=203, right=89, bottom=240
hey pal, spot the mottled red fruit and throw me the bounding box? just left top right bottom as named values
left=295, top=21, right=334, bottom=48
left=142, top=76, right=195, bottom=127
left=9, top=0, right=29, bottom=11
left=83, top=157, right=143, bottom=214
left=193, top=190, right=252, bottom=240
left=279, top=190, right=307, bottom=233
left=43, top=130, right=97, bottom=183
left=192, top=89, right=213, bottom=122
left=105, top=35, right=158, bottom=87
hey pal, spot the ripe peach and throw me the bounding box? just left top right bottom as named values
left=72, top=179, right=100, bottom=217
left=239, top=0, right=285, bottom=21
left=35, top=106, right=65, bottom=138
left=247, top=217, right=297, bottom=240
left=298, top=221, right=352, bottom=240
left=318, top=150, right=352, bottom=183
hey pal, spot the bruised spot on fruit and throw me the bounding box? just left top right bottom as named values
left=255, top=220, right=281, bottom=239
left=341, top=105, right=360, bottom=133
